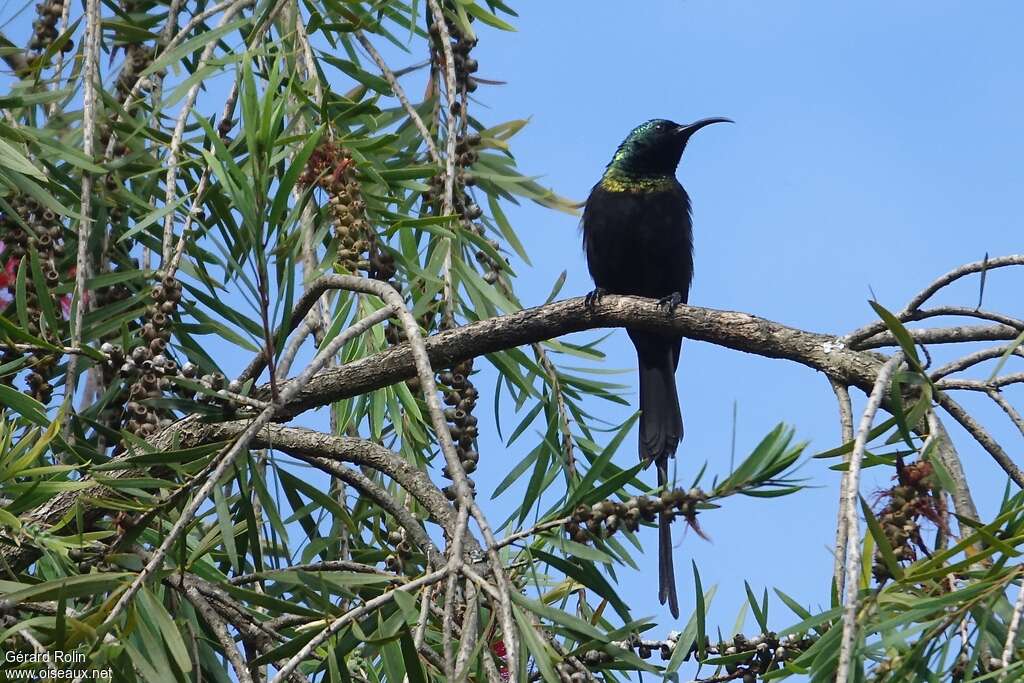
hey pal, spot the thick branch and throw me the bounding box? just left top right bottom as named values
left=278, top=295, right=890, bottom=416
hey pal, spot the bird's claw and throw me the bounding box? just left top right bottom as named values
left=658, top=291, right=684, bottom=313
left=585, top=287, right=607, bottom=311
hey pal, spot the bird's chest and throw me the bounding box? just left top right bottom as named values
left=583, top=185, right=694, bottom=297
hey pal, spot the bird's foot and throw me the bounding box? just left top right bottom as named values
left=658, top=291, right=684, bottom=313
left=585, top=287, right=607, bottom=311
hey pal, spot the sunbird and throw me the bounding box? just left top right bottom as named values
left=582, top=117, right=731, bottom=617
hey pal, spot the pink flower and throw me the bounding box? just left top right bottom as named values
left=491, top=640, right=509, bottom=681
left=0, top=242, right=18, bottom=309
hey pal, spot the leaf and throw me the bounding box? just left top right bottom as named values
left=138, top=586, right=192, bottom=673
left=564, top=412, right=639, bottom=510
left=869, top=300, right=921, bottom=371
left=0, top=137, right=45, bottom=179
left=693, top=560, right=707, bottom=658
left=1, top=573, right=133, bottom=603
left=0, top=384, right=48, bottom=426
left=513, top=604, right=559, bottom=682
left=861, top=495, right=903, bottom=581
left=745, top=581, right=768, bottom=633
left=139, top=19, right=249, bottom=79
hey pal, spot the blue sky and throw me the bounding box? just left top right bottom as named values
left=464, top=0, right=1024, bottom=654
left=3, top=0, right=1023, bottom=676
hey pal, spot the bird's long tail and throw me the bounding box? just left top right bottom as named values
left=657, top=459, right=678, bottom=618
left=633, top=331, right=683, bottom=618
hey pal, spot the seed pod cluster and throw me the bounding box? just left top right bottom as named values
left=429, top=14, right=480, bottom=106
left=113, top=0, right=160, bottom=104
left=585, top=631, right=815, bottom=680
left=114, top=0, right=151, bottom=97
left=99, top=127, right=129, bottom=161
left=30, top=0, right=73, bottom=54
left=300, top=143, right=394, bottom=280
left=871, top=459, right=941, bottom=584
left=383, top=528, right=413, bottom=572
left=102, top=173, right=127, bottom=226
left=425, top=14, right=505, bottom=287
left=0, top=196, right=66, bottom=402
left=102, top=276, right=182, bottom=439
left=438, top=358, right=479, bottom=500
left=565, top=488, right=707, bottom=543
left=950, top=656, right=1003, bottom=683
left=116, top=38, right=158, bottom=103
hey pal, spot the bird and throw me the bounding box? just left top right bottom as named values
left=581, top=117, right=731, bottom=617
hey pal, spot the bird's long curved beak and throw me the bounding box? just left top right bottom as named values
left=676, top=117, right=733, bottom=138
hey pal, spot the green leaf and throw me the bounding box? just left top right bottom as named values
left=0, top=136, right=45, bottom=179
left=693, top=560, right=707, bottom=658
left=861, top=495, right=903, bottom=580
left=1, top=572, right=133, bottom=603
left=513, top=604, right=559, bottom=682
left=869, top=300, right=921, bottom=370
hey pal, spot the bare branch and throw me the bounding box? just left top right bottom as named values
left=846, top=255, right=1024, bottom=345
left=829, top=379, right=854, bottom=598
left=64, top=0, right=102, bottom=419
left=931, top=345, right=1024, bottom=381
left=856, top=324, right=1020, bottom=349
left=1001, top=569, right=1024, bottom=674
left=837, top=353, right=903, bottom=683
left=355, top=29, right=440, bottom=164
left=0, top=295, right=899, bottom=574
left=180, top=583, right=255, bottom=683
left=936, top=392, right=1024, bottom=488
left=987, top=389, right=1024, bottom=439
left=937, top=373, right=1024, bottom=392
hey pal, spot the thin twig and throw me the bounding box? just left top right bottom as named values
left=427, top=0, right=459, bottom=329
left=846, top=255, right=1024, bottom=345
left=413, top=584, right=432, bottom=649
left=987, top=389, right=1024, bottom=439
left=159, top=1, right=252, bottom=267
left=856, top=324, right=1020, bottom=349
left=837, top=353, right=903, bottom=683
left=454, top=575, right=480, bottom=681
left=937, top=374, right=1024, bottom=392
left=535, top=342, right=576, bottom=477
left=443, top=504, right=471, bottom=676
left=45, top=0, right=74, bottom=116
left=931, top=345, right=1024, bottom=381
left=1001, top=568, right=1024, bottom=675
left=181, top=583, right=255, bottom=683
left=494, top=515, right=573, bottom=551
left=64, top=0, right=102, bottom=424
left=935, top=392, right=1024, bottom=488
left=829, top=379, right=854, bottom=598
left=275, top=317, right=315, bottom=381
left=20, top=629, right=58, bottom=675
left=230, top=560, right=396, bottom=586
left=355, top=29, right=439, bottom=164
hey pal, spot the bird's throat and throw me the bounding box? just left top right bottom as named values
left=599, top=168, right=676, bottom=193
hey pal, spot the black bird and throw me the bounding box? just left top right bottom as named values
left=581, top=117, right=730, bottom=617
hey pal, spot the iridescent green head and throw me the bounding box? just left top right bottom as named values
left=607, top=117, right=732, bottom=178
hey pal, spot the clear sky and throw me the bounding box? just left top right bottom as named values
left=5, top=0, right=1024, bottom=677
left=465, top=0, right=1024, bottom=657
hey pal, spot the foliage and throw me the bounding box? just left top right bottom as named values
left=0, top=2, right=1021, bottom=682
